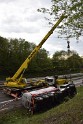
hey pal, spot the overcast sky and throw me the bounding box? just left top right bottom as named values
left=0, top=0, right=83, bottom=57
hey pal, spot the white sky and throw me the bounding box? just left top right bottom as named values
left=0, top=0, right=83, bottom=57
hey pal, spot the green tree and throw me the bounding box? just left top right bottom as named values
left=0, top=36, right=9, bottom=75
left=7, top=38, right=35, bottom=76
left=52, top=50, right=82, bottom=74
left=67, top=52, right=83, bottom=72
left=28, top=48, right=53, bottom=77
left=38, top=0, right=83, bottom=40
left=52, top=50, right=67, bottom=73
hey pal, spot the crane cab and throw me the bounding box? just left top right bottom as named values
left=4, top=78, right=27, bottom=88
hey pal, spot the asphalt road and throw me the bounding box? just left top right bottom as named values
left=73, top=78, right=83, bottom=86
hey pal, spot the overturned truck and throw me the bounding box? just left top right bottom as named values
left=22, top=83, right=77, bottom=113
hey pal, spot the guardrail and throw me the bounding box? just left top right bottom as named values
left=26, top=73, right=83, bottom=82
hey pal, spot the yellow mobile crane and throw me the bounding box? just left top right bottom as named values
left=4, top=14, right=66, bottom=97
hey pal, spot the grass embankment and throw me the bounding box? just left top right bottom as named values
left=0, top=86, right=83, bottom=124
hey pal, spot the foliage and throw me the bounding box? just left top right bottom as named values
left=38, top=0, right=83, bottom=40
left=52, top=50, right=83, bottom=73
left=0, top=36, right=9, bottom=75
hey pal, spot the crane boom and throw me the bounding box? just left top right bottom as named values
left=11, top=14, right=65, bottom=81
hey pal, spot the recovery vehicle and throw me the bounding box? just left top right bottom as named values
left=3, top=14, right=66, bottom=97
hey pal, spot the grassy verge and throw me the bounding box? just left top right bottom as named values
left=0, top=86, right=83, bottom=124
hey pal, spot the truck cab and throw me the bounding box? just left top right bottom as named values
left=45, top=75, right=69, bottom=87
left=45, top=76, right=55, bottom=86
